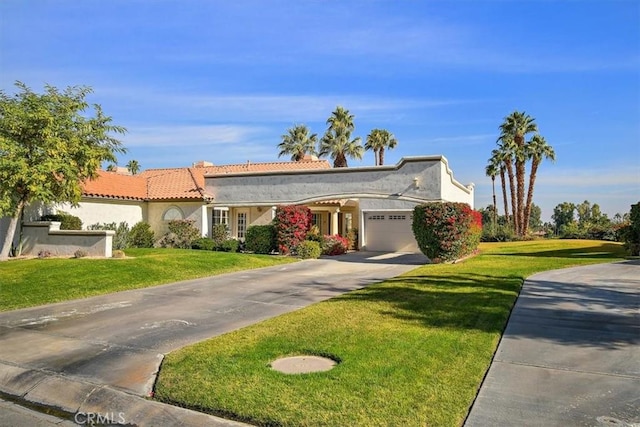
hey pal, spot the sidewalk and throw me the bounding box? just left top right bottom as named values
left=465, top=260, right=640, bottom=426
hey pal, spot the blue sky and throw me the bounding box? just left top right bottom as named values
left=1, top=1, right=639, bottom=221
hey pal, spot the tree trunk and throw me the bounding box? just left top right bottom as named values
left=523, top=160, right=540, bottom=236
left=516, top=158, right=526, bottom=236
left=379, top=147, right=385, bottom=166
left=491, top=177, right=497, bottom=229
left=505, top=160, right=518, bottom=233
left=500, top=168, right=509, bottom=224
left=334, top=152, right=348, bottom=168
left=0, top=199, right=25, bottom=261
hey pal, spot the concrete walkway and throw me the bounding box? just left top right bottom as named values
left=0, top=251, right=426, bottom=426
left=465, top=260, right=640, bottom=427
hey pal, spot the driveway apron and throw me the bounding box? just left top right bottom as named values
left=0, top=252, right=426, bottom=397
left=465, top=260, right=640, bottom=426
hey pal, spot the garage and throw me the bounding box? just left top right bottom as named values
left=364, top=211, right=421, bottom=253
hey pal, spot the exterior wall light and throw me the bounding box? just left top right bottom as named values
left=413, top=177, right=420, bottom=189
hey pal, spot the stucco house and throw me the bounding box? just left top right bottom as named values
left=2, top=155, right=473, bottom=255
left=205, top=155, right=474, bottom=253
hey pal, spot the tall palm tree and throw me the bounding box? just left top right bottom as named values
left=498, top=111, right=538, bottom=235
left=277, top=124, right=318, bottom=161
left=496, top=136, right=518, bottom=232
left=485, top=155, right=500, bottom=229
left=319, top=106, right=364, bottom=167
left=365, top=129, right=398, bottom=166
left=489, top=149, right=510, bottom=225
left=126, top=159, right=140, bottom=175
left=523, top=134, right=555, bottom=235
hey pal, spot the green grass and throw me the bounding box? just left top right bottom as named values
left=154, top=239, right=627, bottom=427
left=0, top=249, right=296, bottom=311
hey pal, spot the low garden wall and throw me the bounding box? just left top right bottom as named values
left=21, top=221, right=115, bottom=258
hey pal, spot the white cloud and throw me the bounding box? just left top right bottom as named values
left=122, top=125, right=268, bottom=147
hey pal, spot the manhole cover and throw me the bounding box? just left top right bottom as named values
left=271, top=355, right=337, bottom=374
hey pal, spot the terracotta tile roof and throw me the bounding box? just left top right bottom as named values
left=82, top=171, right=148, bottom=200
left=203, top=159, right=331, bottom=175
left=82, top=160, right=331, bottom=201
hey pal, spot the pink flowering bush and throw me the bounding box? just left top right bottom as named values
left=321, top=234, right=349, bottom=256
left=412, top=202, right=482, bottom=263
left=273, top=205, right=312, bottom=255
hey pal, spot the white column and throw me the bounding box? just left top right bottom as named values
left=331, top=209, right=340, bottom=236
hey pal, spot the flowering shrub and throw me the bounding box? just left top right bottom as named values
left=322, top=234, right=349, bottom=256
left=273, top=205, right=313, bottom=255
left=412, top=202, right=482, bottom=263
left=157, top=219, right=200, bottom=249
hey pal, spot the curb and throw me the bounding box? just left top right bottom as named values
left=0, top=362, right=251, bottom=426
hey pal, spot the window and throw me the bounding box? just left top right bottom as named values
left=236, top=211, right=247, bottom=240
left=213, top=208, right=229, bottom=226
left=163, top=206, right=184, bottom=221
left=345, top=213, right=353, bottom=230
left=389, top=215, right=407, bottom=220
left=368, top=215, right=385, bottom=220
left=312, top=213, right=322, bottom=227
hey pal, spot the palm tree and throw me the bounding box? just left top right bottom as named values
left=489, top=149, right=510, bottom=225
left=523, top=134, right=555, bottom=235
left=496, top=136, right=518, bottom=232
left=319, top=106, right=364, bottom=167
left=498, top=111, right=538, bottom=235
left=277, top=124, right=318, bottom=161
left=485, top=155, right=500, bottom=230
left=365, top=129, right=398, bottom=166
left=126, top=160, right=140, bottom=175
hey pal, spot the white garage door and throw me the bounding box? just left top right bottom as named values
left=364, top=211, right=421, bottom=253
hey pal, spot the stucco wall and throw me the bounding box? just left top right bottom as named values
left=147, top=202, right=207, bottom=238
left=207, top=156, right=473, bottom=208
left=21, top=222, right=114, bottom=257
left=55, top=199, right=146, bottom=229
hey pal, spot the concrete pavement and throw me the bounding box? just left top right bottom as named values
left=0, top=251, right=426, bottom=425
left=465, top=260, right=640, bottom=427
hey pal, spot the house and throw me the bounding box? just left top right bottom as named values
left=205, top=155, right=474, bottom=253
left=2, top=155, right=473, bottom=255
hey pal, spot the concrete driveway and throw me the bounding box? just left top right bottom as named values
left=0, top=251, right=426, bottom=398
left=465, top=260, right=640, bottom=427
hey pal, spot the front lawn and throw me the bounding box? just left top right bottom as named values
left=0, top=249, right=296, bottom=312
left=154, top=240, right=627, bottom=426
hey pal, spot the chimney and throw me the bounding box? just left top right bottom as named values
left=193, top=161, right=214, bottom=168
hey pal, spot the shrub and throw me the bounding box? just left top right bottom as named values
left=412, top=202, right=482, bottom=263
left=346, top=228, right=359, bottom=250
left=157, top=219, right=200, bottom=249
left=306, top=225, right=323, bottom=243
left=211, top=224, right=230, bottom=249
left=621, top=202, right=640, bottom=256
left=192, top=237, right=215, bottom=251
left=219, top=239, right=240, bottom=253
left=41, top=213, right=82, bottom=230
left=322, top=234, right=349, bottom=256
left=129, top=221, right=155, bottom=248
left=37, top=250, right=52, bottom=258
left=296, top=240, right=321, bottom=259
left=88, top=221, right=130, bottom=250
left=74, top=249, right=87, bottom=258
left=112, top=250, right=125, bottom=259
left=273, top=205, right=313, bottom=255
left=245, top=225, right=277, bottom=254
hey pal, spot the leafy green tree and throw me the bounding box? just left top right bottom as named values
left=0, top=82, right=126, bottom=260
left=126, top=159, right=140, bottom=175
left=365, top=128, right=397, bottom=166
left=523, top=134, right=555, bottom=234
left=552, top=202, right=576, bottom=235
left=319, top=106, right=364, bottom=167
left=528, top=203, right=542, bottom=232
left=577, top=200, right=592, bottom=225
left=277, top=124, right=318, bottom=161
left=498, top=111, right=538, bottom=236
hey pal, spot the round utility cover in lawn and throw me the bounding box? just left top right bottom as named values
left=271, top=355, right=336, bottom=374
